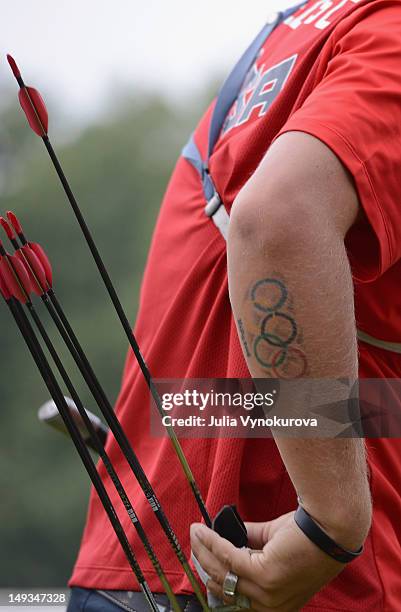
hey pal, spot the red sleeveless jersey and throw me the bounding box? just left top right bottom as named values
left=70, top=1, right=401, bottom=609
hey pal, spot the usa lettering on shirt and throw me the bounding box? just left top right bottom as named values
left=222, top=0, right=363, bottom=137
left=284, top=0, right=362, bottom=31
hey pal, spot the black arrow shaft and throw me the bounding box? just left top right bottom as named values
left=7, top=241, right=208, bottom=610
left=5, top=298, right=159, bottom=612
left=42, top=135, right=211, bottom=528
left=43, top=289, right=208, bottom=609
left=24, top=301, right=179, bottom=612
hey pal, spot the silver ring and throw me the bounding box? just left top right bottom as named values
left=223, top=570, right=239, bottom=598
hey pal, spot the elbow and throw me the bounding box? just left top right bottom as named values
left=228, top=179, right=334, bottom=262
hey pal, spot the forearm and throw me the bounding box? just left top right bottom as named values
left=227, top=185, right=371, bottom=548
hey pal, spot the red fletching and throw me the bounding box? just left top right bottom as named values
left=28, top=242, right=53, bottom=286
left=9, top=254, right=33, bottom=299
left=0, top=217, right=15, bottom=240
left=0, top=256, right=30, bottom=303
left=7, top=211, right=23, bottom=235
left=0, top=270, right=12, bottom=301
left=7, top=54, right=21, bottom=79
left=18, top=246, right=47, bottom=295
left=18, top=86, right=48, bottom=137
left=5, top=212, right=53, bottom=286
left=7, top=55, right=49, bottom=136
left=11, top=253, right=31, bottom=283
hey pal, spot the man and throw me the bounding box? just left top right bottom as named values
left=68, top=0, right=401, bottom=609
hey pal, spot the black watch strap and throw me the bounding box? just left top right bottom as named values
left=294, top=505, right=363, bottom=564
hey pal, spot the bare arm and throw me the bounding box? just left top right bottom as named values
left=191, top=131, right=371, bottom=610
left=228, top=130, right=371, bottom=548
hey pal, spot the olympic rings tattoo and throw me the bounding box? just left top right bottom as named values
left=260, top=312, right=297, bottom=347
left=254, top=334, right=286, bottom=368
left=273, top=347, right=308, bottom=378
left=250, top=277, right=307, bottom=378
left=251, top=278, right=287, bottom=313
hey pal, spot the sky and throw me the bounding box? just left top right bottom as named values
left=0, top=0, right=293, bottom=123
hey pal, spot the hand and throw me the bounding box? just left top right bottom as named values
left=190, top=511, right=353, bottom=612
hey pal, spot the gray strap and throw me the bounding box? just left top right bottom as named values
left=209, top=205, right=230, bottom=241
left=207, top=15, right=280, bottom=159
left=182, top=3, right=305, bottom=237
left=181, top=136, right=228, bottom=237
left=181, top=134, right=215, bottom=201
left=208, top=2, right=306, bottom=158
left=357, top=329, right=401, bottom=354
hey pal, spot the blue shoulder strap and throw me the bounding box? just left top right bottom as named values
left=182, top=2, right=305, bottom=240
left=208, top=2, right=305, bottom=160
left=208, top=18, right=280, bottom=161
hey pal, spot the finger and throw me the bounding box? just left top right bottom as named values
left=191, top=534, right=274, bottom=609
left=191, top=523, right=269, bottom=584
left=207, top=581, right=290, bottom=612
left=193, top=545, right=225, bottom=587
left=207, top=580, right=272, bottom=612
left=209, top=577, right=305, bottom=612
left=191, top=526, right=228, bottom=584
left=245, top=511, right=297, bottom=549
left=207, top=580, right=264, bottom=612
left=190, top=524, right=230, bottom=585
left=207, top=573, right=273, bottom=609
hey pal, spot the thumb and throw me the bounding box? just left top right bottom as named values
left=245, top=512, right=296, bottom=549
left=244, top=521, right=272, bottom=549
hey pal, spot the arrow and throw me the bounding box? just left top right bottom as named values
left=7, top=55, right=48, bottom=137
left=7, top=56, right=211, bottom=528
left=0, top=228, right=180, bottom=610
left=6, top=211, right=53, bottom=285
left=0, top=270, right=159, bottom=612
left=0, top=245, right=31, bottom=303
left=0, top=213, right=209, bottom=611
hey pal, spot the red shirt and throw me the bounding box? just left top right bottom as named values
left=70, top=1, right=401, bottom=609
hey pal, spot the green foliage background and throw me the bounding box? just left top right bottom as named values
left=0, top=90, right=210, bottom=587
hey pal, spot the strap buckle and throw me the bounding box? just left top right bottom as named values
left=205, top=191, right=222, bottom=217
